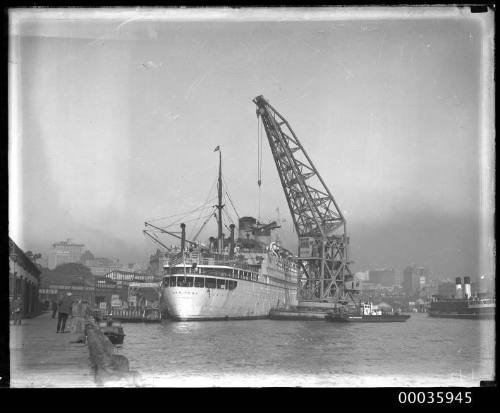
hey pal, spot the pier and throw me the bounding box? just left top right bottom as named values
left=9, top=312, right=138, bottom=387
left=9, top=312, right=95, bottom=387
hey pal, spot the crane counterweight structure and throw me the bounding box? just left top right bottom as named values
left=253, top=95, right=358, bottom=305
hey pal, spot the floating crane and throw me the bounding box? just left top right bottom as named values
left=253, top=95, right=359, bottom=306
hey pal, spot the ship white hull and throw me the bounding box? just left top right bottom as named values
left=162, top=279, right=297, bottom=320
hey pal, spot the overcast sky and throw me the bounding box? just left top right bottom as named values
left=9, top=7, right=494, bottom=278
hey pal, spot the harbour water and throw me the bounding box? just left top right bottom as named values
left=119, top=313, right=495, bottom=387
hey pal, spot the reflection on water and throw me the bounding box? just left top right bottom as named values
left=118, top=314, right=495, bottom=387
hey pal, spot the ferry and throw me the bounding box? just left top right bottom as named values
left=428, top=277, right=495, bottom=319
left=428, top=297, right=495, bottom=319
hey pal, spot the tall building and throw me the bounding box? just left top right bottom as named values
left=403, top=265, right=430, bottom=295
left=368, top=268, right=396, bottom=287
left=48, top=239, right=85, bottom=269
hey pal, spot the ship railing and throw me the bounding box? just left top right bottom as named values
left=177, top=252, right=259, bottom=271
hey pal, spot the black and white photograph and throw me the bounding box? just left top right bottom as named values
left=7, top=6, right=495, bottom=389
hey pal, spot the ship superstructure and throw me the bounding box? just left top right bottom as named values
left=161, top=233, right=297, bottom=320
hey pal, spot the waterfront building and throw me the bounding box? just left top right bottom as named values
left=39, top=269, right=159, bottom=310
left=48, top=239, right=84, bottom=269
left=9, top=237, right=41, bottom=317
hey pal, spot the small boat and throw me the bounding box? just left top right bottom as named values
left=326, top=302, right=411, bottom=323
left=143, top=307, right=162, bottom=323
left=99, top=318, right=126, bottom=344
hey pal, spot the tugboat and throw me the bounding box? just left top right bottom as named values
left=99, top=314, right=126, bottom=345
left=326, top=302, right=411, bottom=323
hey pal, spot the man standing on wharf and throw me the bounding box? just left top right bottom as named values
left=57, top=292, right=73, bottom=333
left=51, top=297, right=58, bottom=318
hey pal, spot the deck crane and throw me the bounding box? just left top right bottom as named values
left=253, top=95, right=359, bottom=306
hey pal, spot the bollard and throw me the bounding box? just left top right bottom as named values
left=85, top=322, right=137, bottom=386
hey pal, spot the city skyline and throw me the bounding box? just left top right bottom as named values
left=9, top=8, right=494, bottom=279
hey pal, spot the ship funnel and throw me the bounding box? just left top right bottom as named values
left=180, top=223, right=186, bottom=253
left=464, top=276, right=471, bottom=299
left=229, top=224, right=235, bottom=258
left=455, top=277, right=463, bottom=299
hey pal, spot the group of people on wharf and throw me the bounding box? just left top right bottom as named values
left=10, top=292, right=92, bottom=343
left=52, top=292, right=92, bottom=342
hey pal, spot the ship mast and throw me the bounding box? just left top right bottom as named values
left=215, top=146, right=224, bottom=253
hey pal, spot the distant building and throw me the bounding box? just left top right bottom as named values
left=85, top=257, right=123, bottom=276
left=127, top=262, right=145, bottom=272
left=354, top=271, right=369, bottom=282
left=437, top=279, right=456, bottom=297
left=9, top=237, right=41, bottom=317
left=403, top=265, right=430, bottom=295
left=368, top=268, right=396, bottom=287
left=48, top=239, right=84, bottom=269
left=149, top=249, right=171, bottom=276
left=80, top=249, right=95, bottom=263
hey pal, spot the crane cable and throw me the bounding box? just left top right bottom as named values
left=257, top=115, right=263, bottom=220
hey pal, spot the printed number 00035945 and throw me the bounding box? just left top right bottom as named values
left=398, top=392, right=472, bottom=404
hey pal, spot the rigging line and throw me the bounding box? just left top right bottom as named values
left=221, top=204, right=234, bottom=226
left=160, top=210, right=216, bottom=231
left=147, top=175, right=218, bottom=223
left=189, top=177, right=218, bottom=239
left=161, top=204, right=217, bottom=229
left=221, top=175, right=240, bottom=219
left=225, top=190, right=240, bottom=220
left=146, top=199, right=216, bottom=223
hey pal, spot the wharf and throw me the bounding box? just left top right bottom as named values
left=9, top=312, right=96, bottom=387
left=99, top=308, right=162, bottom=323
left=269, top=305, right=333, bottom=320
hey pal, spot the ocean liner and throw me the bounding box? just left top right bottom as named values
left=429, top=277, right=495, bottom=320
left=156, top=147, right=298, bottom=320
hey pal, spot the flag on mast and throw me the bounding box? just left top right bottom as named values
left=214, top=145, right=220, bottom=152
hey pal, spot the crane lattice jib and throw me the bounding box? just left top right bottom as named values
left=253, top=95, right=344, bottom=238
left=253, top=95, right=357, bottom=303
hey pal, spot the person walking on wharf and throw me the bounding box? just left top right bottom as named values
left=57, top=292, right=73, bottom=333
left=70, top=299, right=91, bottom=343
left=12, top=295, right=23, bottom=326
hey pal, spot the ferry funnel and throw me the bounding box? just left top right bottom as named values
left=455, top=277, right=463, bottom=299
left=463, top=276, right=471, bottom=299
